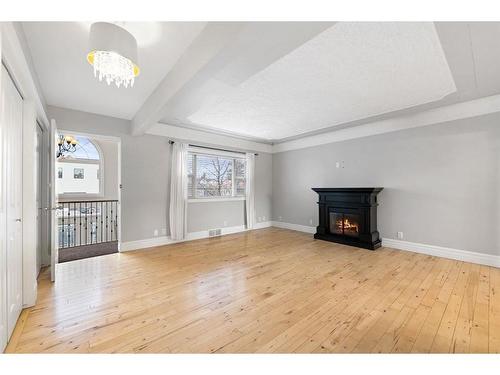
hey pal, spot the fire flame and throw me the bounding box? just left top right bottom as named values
left=335, top=218, right=359, bottom=233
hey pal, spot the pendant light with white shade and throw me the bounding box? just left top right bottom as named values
left=86, top=22, right=140, bottom=88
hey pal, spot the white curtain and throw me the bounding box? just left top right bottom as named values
left=245, top=153, right=256, bottom=230
left=169, top=142, right=189, bottom=240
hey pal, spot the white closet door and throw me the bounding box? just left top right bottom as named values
left=2, top=65, right=24, bottom=339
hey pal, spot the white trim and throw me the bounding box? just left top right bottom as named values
left=120, top=236, right=173, bottom=252
left=271, top=221, right=316, bottom=234
left=188, top=197, right=245, bottom=203
left=148, top=93, right=500, bottom=154
left=120, top=222, right=272, bottom=252
left=273, top=94, right=500, bottom=153
left=382, top=238, right=500, bottom=268
left=147, top=122, right=273, bottom=154
left=188, top=146, right=246, bottom=160
left=254, top=221, right=273, bottom=230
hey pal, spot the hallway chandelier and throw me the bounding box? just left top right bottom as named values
left=86, top=22, right=140, bottom=88
left=57, top=135, right=78, bottom=158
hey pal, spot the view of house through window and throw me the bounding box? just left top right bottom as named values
left=187, top=152, right=246, bottom=199
left=56, top=135, right=101, bottom=195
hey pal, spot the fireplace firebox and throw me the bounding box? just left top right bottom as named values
left=312, top=188, right=383, bottom=250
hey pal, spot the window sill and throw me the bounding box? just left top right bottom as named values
left=188, top=197, right=246, bottom=203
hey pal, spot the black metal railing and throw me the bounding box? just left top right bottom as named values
left=57, top=200, right=118, bottom=249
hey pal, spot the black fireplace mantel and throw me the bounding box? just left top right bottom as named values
left=312, top=187, right=383, bottom=250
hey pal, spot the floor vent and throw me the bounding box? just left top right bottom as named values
left=208, top=229, right=222, bottom=237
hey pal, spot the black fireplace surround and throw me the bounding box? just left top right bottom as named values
left=312, top=188, right=383, bottom=250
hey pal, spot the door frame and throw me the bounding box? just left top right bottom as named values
left=37, top=121, right=51, bottom=268
left=56, top=129, right=122, bottom=251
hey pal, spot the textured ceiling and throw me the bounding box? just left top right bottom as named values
left=23, top=22, right=500, bottom=143
left=187, top=22, right=456, bottom=140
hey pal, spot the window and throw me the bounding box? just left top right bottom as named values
left=73, top=168, right=84, bottom=179
left=187, top=151, right=246, bottom=199
left=57, top=135, right=102, bottom=196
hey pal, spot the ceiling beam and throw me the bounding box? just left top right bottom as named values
left=160, top=22, right=335, bottom=126
left=131, top=22, right=244, bottom=136
left=147, top=122, right=273, bottom=154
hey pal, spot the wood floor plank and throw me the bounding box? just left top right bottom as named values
left=489, top=267, right=500, bottom=353
left=430, top=262, right=471, bottom=353
left=411, top=260, right=461, bottom=353
left=469, top=265, right=489, bottom=353
left=451, top=263, right=480, bottom=353
left=5, top=228, right=499, bottom=353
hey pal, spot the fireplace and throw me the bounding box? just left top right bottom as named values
left=312, top=188, right=383, bottom=250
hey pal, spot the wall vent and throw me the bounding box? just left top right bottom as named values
left=209, top=229, right=222, bottom=237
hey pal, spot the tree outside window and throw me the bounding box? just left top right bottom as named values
left=188, top=153, right=246, bottom=198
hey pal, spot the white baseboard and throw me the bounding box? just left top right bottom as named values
left=271, top=221, right=316, bottom=234
left=269, top=220, right=499, bottom=268
left=382, top=238, right=500, bottom=268
left=120, top=236, right=174, bottom=252
left=254, top=221, right=273, bottom=230
left=120, top=222, right=272, bottom=252
left=121, top=221, right=498, bottom=268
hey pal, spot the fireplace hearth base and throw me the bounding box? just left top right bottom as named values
left=314, top=232, right=382, bottom=250
left=312, top=188, right=383, bottom=250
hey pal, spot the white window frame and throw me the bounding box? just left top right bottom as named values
left=187, top=147, right=246, bottom=203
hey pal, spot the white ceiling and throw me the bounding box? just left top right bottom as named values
left=21, top=22, right=206, bottom=119
left=186, top=22, right=456, bottom=140
left=19, top=21, right=500, bottom=143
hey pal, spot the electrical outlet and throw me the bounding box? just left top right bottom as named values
left=153, top=229, right=159, bottom=237
left=335, top=161, right=340, bottom=168
left=262, top=216, right=266, bottom=221
left=309, top=218, right=313, bottom=225
left=397, top=231, right=404, bottom=240
left=223, top=220, right=228, bottom=227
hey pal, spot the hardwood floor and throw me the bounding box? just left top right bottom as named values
left=6, top=228, right=500, bottom=353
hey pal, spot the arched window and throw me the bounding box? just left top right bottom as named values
left=57, top=135, right=103, bottom=197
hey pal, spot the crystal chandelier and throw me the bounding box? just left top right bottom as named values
left=86, top=23, right=140, bottom=88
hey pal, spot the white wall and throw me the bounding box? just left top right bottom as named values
left=98, top=139, right=119, bottom=200
left=272, top=112, right=500, bottom=257
left=47, top=106, right=273, bottom=243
